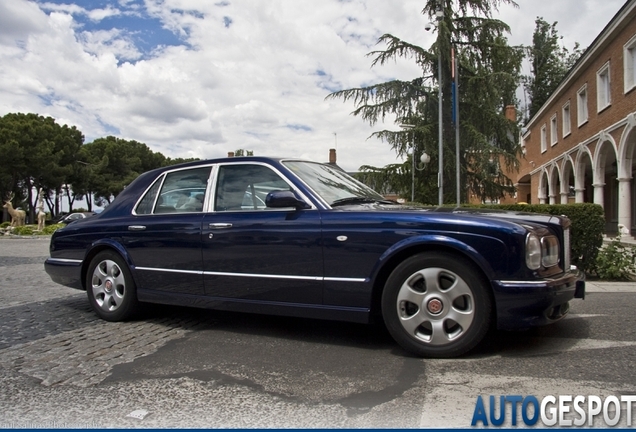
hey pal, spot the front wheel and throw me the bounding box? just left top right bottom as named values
left=381, top=252, right=492, bottom=358
left=86, top=251, right=139, bottom=321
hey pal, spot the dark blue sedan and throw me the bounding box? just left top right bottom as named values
left=45, top=156, right=585, bottom=357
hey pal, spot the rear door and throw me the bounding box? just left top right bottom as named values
left=124, top=165, right=211, bottom=295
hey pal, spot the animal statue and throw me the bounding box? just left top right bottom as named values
left=3, top=193, right=26, bottom=227
left=36, top=188, right=46, bottom=231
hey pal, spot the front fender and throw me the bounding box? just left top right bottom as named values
left=371, top=233, right=505, bottom=283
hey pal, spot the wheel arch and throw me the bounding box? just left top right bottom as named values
left=81, top=239, right=137, bottom=290
left=369, top=239, right=496, bottom=322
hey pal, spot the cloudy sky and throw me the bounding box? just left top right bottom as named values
left=0, top=0, right=627, bottom=172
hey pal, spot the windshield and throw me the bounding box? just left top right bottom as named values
left=283, top=161, right=386, bottom=206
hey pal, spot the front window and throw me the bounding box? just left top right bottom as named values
left=284, top=161, right=385, bottom=206
left=214, top=164, right=291, bottom=211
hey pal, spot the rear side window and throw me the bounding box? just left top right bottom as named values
left=135, top=167, right=211, bottom=215
left=135, top=179, right=161, bottom=215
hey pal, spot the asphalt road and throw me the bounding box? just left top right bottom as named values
left=1, top=237, right=635, bottom=428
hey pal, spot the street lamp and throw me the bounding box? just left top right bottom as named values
left=426, top=4, right=444, bottom=206
left=400, top=124, right=416, bottom=202
left=400, top=124, right=430, bottom=202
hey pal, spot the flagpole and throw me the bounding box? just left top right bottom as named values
left=453, top=47, right=460, bottom=207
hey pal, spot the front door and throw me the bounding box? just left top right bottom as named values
left=201, top=162, right=323, bottom=304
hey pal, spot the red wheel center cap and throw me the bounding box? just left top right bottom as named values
left=105, top=280, right=113, bottom=293
left=427, top=298, right=443, bottom=314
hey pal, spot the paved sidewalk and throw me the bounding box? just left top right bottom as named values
left=585, top=280, right=636, bottom=292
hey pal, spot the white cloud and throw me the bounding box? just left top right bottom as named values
left=0, top=0, right=48, bottom=43
left=86, top=6, right=121, bottom=22
left=79, top=28, right=142, bottom=60
left=0, top=0, right=628, bottom=171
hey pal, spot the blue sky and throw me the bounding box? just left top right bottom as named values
left=0, top=0, right=627, bottom=171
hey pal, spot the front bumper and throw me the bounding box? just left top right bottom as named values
left=492, top=269, right=585, bottom=330
left=44, top=258, right=84, bottom=290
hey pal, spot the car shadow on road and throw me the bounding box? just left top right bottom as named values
left=130, top=302, right=592, bottom=360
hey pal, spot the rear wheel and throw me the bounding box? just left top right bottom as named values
left=382, top=252, right=492, bottom=357
left=86, top=251, right=139, bottom=321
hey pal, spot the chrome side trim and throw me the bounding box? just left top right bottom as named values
left=324, top=277, right=367, bottom=283
left=204, top=271, right=321, bottom=281
left=47, top=258, right=83, bottom=264
left=134, top=266, right=366, bottom=283
left=136, top=267, right=203, bottom=275
left=497, top=280, right=550, bottom=286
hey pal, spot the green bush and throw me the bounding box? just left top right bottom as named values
left=1, top=223, right=61, bottom=235
left=472, top=203, right=604, bottom=274
left=42, top=224, right=63, bottom=235
left=12, top=225, right=35, bottom=236
left=594, top=233, right=636, bottom=280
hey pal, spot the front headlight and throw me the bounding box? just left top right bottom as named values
left=526, top=233, right=560, bottom=270
left=541, top=235, right=560, bottom=267
left=526, top=234, right=541, bottom=270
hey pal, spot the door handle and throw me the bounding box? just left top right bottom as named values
left=209, top=223, right=233, bottom=229
left=128, top=225, right=146, bottom=231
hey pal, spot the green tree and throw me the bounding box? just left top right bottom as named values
left=163, top=156, right=200, bottom=166
left=234, top=149, right=254, bottom=156
left=0, top=113, right=83, bottom=220
left=523, top=18, right=583, bottom=120
left=328, top=0, right=523, bottom=204
left=80, top=136, right=167, bottom=204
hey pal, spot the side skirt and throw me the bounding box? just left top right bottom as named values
left=137, top=289, right=371, bottom=324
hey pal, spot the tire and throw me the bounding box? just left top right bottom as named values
left=86, top=251, right=139, bottom=321
left=381, top=252, right=492, bottom=358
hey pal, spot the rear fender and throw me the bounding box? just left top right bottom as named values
left=82, top=238, right=139, bottom=289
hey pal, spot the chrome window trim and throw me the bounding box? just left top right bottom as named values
left=133, top=160, right=325, bottom=217
left=132, top=173, right=165, bottom=216
left=132, top=164, right=215, bottom=216
left=204, top=164, right=219, bottom=213
left=135, top=266, right=366, bottom=283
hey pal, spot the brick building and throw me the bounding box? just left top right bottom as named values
left=517, top=0, right=636, bottom=236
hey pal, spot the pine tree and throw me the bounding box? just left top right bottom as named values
left=523, top=17, right=583, bottom=121
left=328, top=0, right=523, bottom=204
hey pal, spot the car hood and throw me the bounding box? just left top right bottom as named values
left=333, top=202, right=569, bottom=229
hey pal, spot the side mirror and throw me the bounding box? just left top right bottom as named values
left=265, top=190, right=311, bottom=209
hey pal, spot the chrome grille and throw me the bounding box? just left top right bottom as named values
left=564, top=228, right=571, bottom=270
